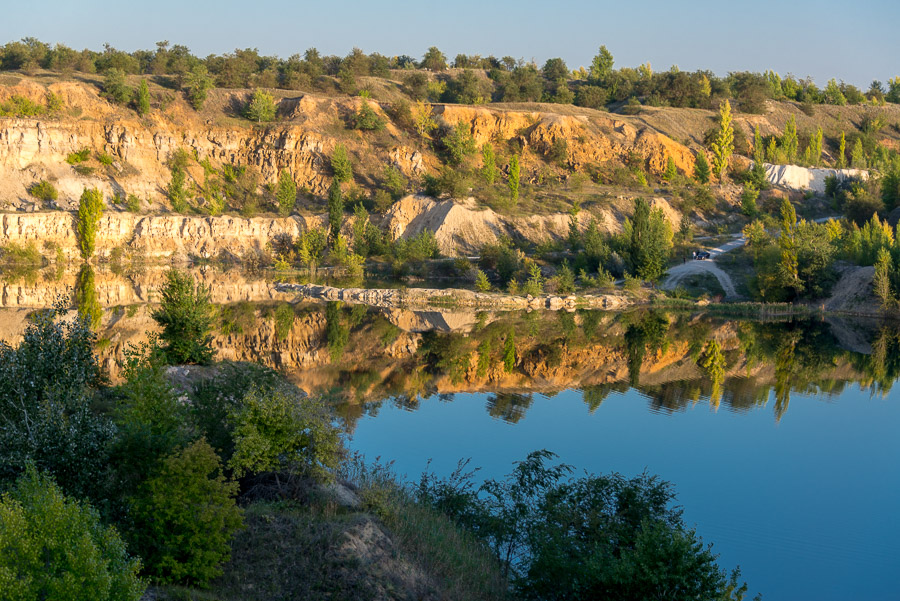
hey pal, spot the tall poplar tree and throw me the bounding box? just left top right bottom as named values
left=710, top=100, right=734, bottom=179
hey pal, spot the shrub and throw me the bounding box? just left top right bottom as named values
left=273, top=303, right=294, bottom=340
left=275, top=170, right=297, bottom=217
left=151, top=270, right=215, bottom=365
left=443, top=121, right=477, bottom=165
left=523, top=263, right=543, bottom=296
left=0, top=302, right=113, bottom=499
left=96, top=151, right=114, bottom=166
left=0, top=466, right=145, bottom=601
left=0, top=94, right=45, bottom=117
left=331, top=144, right=353, bottom=183
left=182, top=65, right=213, bottom=111
left=76, top=187, right=104, bottom=259
left=103, top=68, right=132, bottom=105
left=66, top=148, right=91, bottom=164
left=245, top=88, right=276, bottom=122
left=352, top=100, right=385, bottom=131
left=382, top=165, right=407, bottom=199
left=125, top=194, right=141, bottom=212
left=28, top=179, right=58, bottom=202
left=574, top=85, right=607, bottom=109
left=228, top=387, right=343, bottom=483
left=129, top=439, right=243, bottom=585
left=167, top=165, right=189, bottom=213
left=135, top=79, right=150, bottom=115
left=475, top=269, right=491, bottom=292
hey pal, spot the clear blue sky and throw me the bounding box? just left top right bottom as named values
left=2, top=0, right=897, bottom=87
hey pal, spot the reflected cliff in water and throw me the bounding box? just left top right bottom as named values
left=1, top=266, right=898, bottom=430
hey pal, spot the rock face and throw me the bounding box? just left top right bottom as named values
left=0, top=211, right=304, bottom=261
left=764, top=163, right=867, bottom=193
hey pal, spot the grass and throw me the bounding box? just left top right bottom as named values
left=0, top=242, right=43, bottom=265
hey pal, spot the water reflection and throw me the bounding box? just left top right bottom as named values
left=1, top=267, right=897, bottom=429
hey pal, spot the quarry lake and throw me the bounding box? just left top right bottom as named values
left=1, top=268, right=899, bottom=600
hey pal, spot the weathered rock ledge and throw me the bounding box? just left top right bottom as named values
left=276, top=283, right=635, bottom=311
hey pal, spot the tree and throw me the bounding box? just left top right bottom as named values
left=443, top=121, right=477, bottom=165
left=663, top=156, right=677, bottom=181
left=508, top=154, right=521, bottom=203
left=781, top=115, right=798, bottom=163
left=275, top=170, right=297, bottom=217
left=298, top=226, right=327, bottom=271
left=228, top=388, right=342, bottom=483
left=710, top=100, right=734, bottom=179
left=245, top=88, right=276, bottom=122
left=824, top=78, right=847, bottom=105
left=475, top=269, right=491, bottom=292
left=873, top=248, right=895, bottom=309
left=129, top=439, right=242, bottom=585
left=135, top=78, right=150, bottom=115
left=352, top=100, right=385, bottom=131
left=523, top=263, right=543, bottom=296
left=589, top=45, right=614, bottom=83
left=851, top=138, right=867, bottom=169
left=327, top=180, right=343, bottom=241
left=699, top=339, right=727, bottom=405
left=331, top=144, right=353, bottom=183
left=481, top=142, right=499, bottom=184
left=103, top=68, right=132, bottom=104
left=421, top=46, right=447, bottom=71
left=0, top=466, right=145, bottom=601
left=777, top=198, right=803, bottom=298
left=411, top=100, right=437, bottom=138
left=741, top=183, right=759, bottom=217
left=503, top=330, right=516, bottom=372
left=151, top=270, right=215, bottom=365
left=837, top=131, right=847, bottom=169
left=627, top=198, right=673, bottom=281
left=167, top=164, right=188, bottom=213
left=75, top=263, right=102, bottom=330
left=693, top=151, right=710, bottom=184
left=182, top=64, right=213, bottom=110
left=753, top=126, right=765, bottom=165
left=76, top=187, right=104, bottom=260
left=806, top=126, right=823, bottom=165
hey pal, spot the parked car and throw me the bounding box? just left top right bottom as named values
left=693, top=250, right=711, bottom=260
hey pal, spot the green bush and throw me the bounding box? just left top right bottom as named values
left=76, top=187, right=104, bottom=260
left=0, top=466, right=145, bottom=601
left=245, top=88, right=276, bottom=122
left=331, top=144, right=353, bottom=183
left=352, top=100, right=385, bottom=131
left=96, top=151, right=114, bottom=166
left=66, top=148, right=91, bottom=165
left=275, top=170, right=297, bottom=217
left=273, top=303, right=295, bottom=341
left=443, top=121, right=477, bottom=165
left=0, top=94, right=45, bottom=117
left=129, top=439, right=243, bottom=585
left=228, top=387, right=343, bottom=483
left=151, top=270, right=215, bottom=365
left=0, top=302, right=113, bottom=500
left=28, top=179, right=58, bottom=202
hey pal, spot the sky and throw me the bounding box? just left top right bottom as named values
left=2, top=0, right=898, bottom=88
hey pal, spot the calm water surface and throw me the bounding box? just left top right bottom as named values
left=347, top=383, right=899, bottom=601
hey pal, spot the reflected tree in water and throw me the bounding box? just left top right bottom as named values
left=486, top=392, right=534, bottom=423
left=74, top=263, right=101, bottom=330
left=623, top=311, right=669, bottom=387
left=324, top=301, right=349, bottom=362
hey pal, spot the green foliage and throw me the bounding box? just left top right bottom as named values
left=475, top=269, right=491, bottom=292
left=382, top=165, right=407, bottom=199
left=710, top=100, right=734, bottom=178
left=228, top=387, right=342, bottom=482
left=245, top=88, right=276, bottom=122
left=76, top=187, right=104, bottom=260
left=443, top=121, right=477, bottom=165
left=352, top=100, right=385, bottom=131
left=331, top=144, right=353, bottom=183
left=851, top=138, right=867, bottom=169
left=555, top=261, right=576, bottom=294
left=103, top=68, right=132, bottom=105
left=837, top=132, right=846, bottom=169
left=776, top=199, right=802, bottom=298
left=275, top=170, right=297, bottom=217
left=0, top=302, right=112, bottom=499
left=28, top=179, right=57, bottom=202
left=740, top=183, right=759, bottom=217
left=74, top=263, right=102, bottom=330
left=693, top=151, right=710, bottom=184
left=167, top=164, right=189, bottom=213
left=662, top=155, right=677, bottom=181
left=135, top=79, right=150, bottom=115
left=699, top=339, right=727, bottom=401
left=781, top=115, right=798, bottom=164
left=523, top=262, right=544, bottom=296
left=508, top=154, right=521, bottom=203
left=66, top=148, right=91, bottom=165
left=96, top=151, right=114, bottom=166
left=0, top=466, right=145, bottom=601
left=589, top=45, right=614, bottom=83
left=182, top=65, right=213, bottom=110
left=273, top=303, right=294, bottom=341
left=421, top=46, right=448, bottom=71
left=0, top=94, right=45, bottom=117
left=297, top=226, right=328, bottom=270
left=327, top=180, right=344, bottom=240
left=626, top=198, right=673, bottom=281
left=129, top=439, right=242, bottom=585
left=151, top=270, right=215, bottom=365
left=503, top=330, right=516, bottom=372
left=480, top=142, right=499, bottom=184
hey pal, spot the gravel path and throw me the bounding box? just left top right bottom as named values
left=662, top=236, right=744, bottom=298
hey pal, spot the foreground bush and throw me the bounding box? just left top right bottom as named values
left=0, top=466, right=144, bottom=601
left=0, top=302, right=114, bottom=499
left=129, top=439, right=243, bottom=585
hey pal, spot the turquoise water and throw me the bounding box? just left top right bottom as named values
left=347, top=383, right=900, bottom=601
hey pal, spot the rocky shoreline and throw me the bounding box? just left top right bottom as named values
left=275, top=283, right=635, bottom=311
